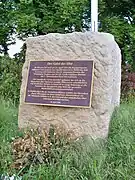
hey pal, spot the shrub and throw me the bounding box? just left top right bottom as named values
left=121, top=64, right=135, bottom=99
left=11, top=126, right=70, bottom=173
left=0, top=56, right=23, bottom=104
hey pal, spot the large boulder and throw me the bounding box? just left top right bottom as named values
left=18, top=32, right=121, bottom=139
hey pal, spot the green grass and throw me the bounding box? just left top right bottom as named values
left=0, top=100, right=23, bottom=175
left=0, top=99, right=135, bottom=180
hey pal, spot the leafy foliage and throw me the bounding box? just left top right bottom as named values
left=14, top=0, right=89, bottom=39
left=0, top=0, right=16, bottom=55
left=99, top=0, right=135, bottom=69
left=121, top=64, right=135, bottom=99
left=0, top=0, right=135, bottom=102
left=0, top=0, right=135, bottom=69
left=0, top=56, right=23, bottom=103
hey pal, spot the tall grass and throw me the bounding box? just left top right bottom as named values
left=0, top=99, right=135, bottom=180
left=0, top=100, right=22, bottom=175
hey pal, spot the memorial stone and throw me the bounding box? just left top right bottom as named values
left=18, top=32, right=121, bottom=139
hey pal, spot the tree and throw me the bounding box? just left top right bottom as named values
left=1, top=0, right=135, bottom=70
left=14, top=0, right=89, bottom=39
left=0, top=0, right=89, bottom=55
left=0, top=0, right=15, bottom=55
left=99, top=0, right=135, bottom=69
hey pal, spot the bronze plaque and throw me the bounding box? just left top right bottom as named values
left=25, top=60, right=94, bottom=108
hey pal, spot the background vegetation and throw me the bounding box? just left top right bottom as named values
left=0, top=0, right=135, bottom=103
left=0, top=0, right=135, bottom=179
left=0, top=0, right=135, bottom=66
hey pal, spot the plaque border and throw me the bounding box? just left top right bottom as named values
left=24, top=60, right=94, bottom=108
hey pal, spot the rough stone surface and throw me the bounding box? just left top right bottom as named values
left=18, top=32, right=121, bottom=139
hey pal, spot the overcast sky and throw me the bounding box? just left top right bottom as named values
left=8, top=38, right=24, bottom=57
